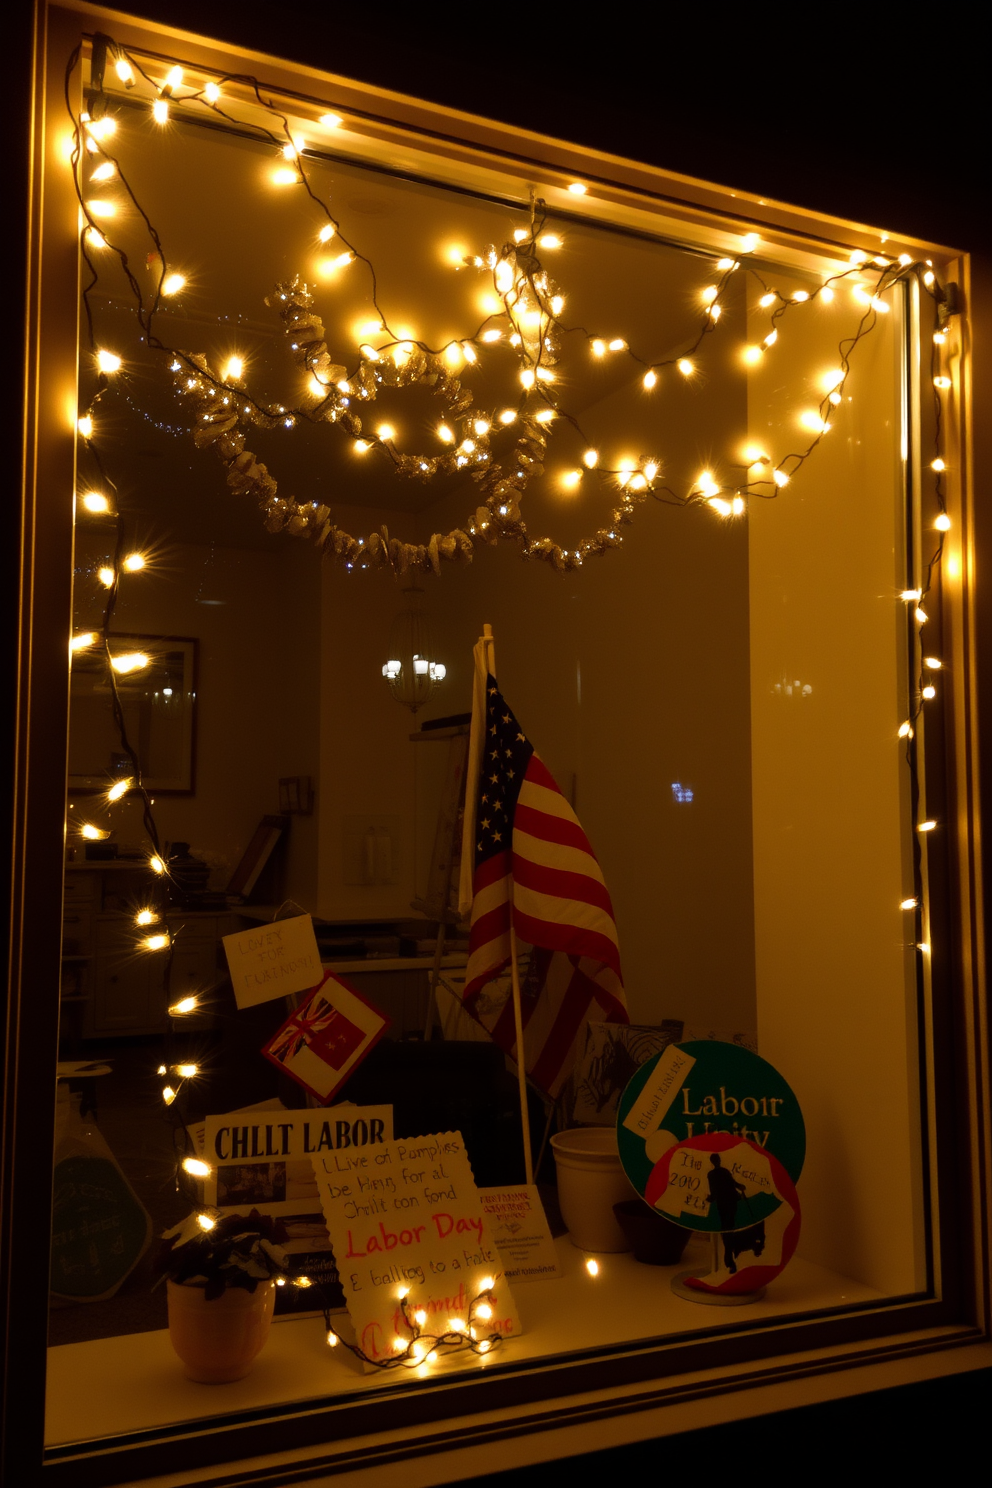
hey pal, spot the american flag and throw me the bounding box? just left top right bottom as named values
left=460, top=669, right=627, bottom=1097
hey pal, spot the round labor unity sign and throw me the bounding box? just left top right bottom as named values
left=616, top=1040, right=806, bottom=1227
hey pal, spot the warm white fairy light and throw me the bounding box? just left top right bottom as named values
left=901, top=898, right=919, bottom=910
left=922, top=685, right=936, bottom=700
left=80, top=491, right=110, bottom=513
left=97, top=566, right=115, bottom=588
left=80, top=822, right=110, bottom=840
left=111, top=651, right=149, bottom=674
left=918, top=820, right=937, bottom=832
left=800, top=410, right=831, bottom=433
left=741, top=234, right=759, bottom=253
left=122, top=552, right=146, bottom=573
left=141, top=932, right=170, bottom=951
left=70, top=631, right=97, bottom=652
left=223, top=356, right=244, bottom=381
left=772, top=470, right=790, bottom=487
left=152, top=98, right=169, bottom=124
left=96, top=349, right=122, bottom=373
left=898, top=722, right=913, bottom=739
left=643, top=369, right=658, bottom=389
left=935, top=513, right=951, bottom=532
left=161, top=273, right=186, bottom=296
left=162, top=1086, right=177, bottom=1105
left=169, top=995, right=198, bottom=1015
left=183, top=1157, right=211, bottom=1178
left=579, top=448, right=596, bottom=469
left=175, top=1063, right=199, bottom=1078
left=106, top=778, right=131, bottom=803
left=933, top=376, right=951, bottom=390
left=585, top=1259, right=600, bottom=1276
left=77, top=415, right=94, bottom=438
left=900, top=588, right=922, bottom=602
left=915, top=607, right=928, bottom=624
left=924, top=657, right=942, bottom=670
left=567, top=181, right=587, bottom=195
left=677, top=358, right=694, bottom=376
left=196, top=1212, right=215, bottom=1231
left=204, top=82, right=220, bottom=103
left=742, top=345, right=762, bottom=365
left=149, top=855, right=167, bottom=874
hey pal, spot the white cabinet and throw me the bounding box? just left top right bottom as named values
left=62, top=865, right=235, bottom=1038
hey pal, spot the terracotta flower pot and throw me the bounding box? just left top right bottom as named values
left=613, top=1200, right=692, bottom=1265
left=167, top=1279, right=275, bottom=1383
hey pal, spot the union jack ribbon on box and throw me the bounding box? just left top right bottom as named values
left=262, top=971, right=390, bottom=1105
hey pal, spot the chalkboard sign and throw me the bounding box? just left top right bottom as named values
left=50, top=1154, right=152, bottom=1301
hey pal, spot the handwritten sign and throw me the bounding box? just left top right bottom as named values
left=622, top=1044, right=696, bottom=1140
left=315, top=1132, right=521, bottom=1361
left=479, top=1184, right=561, bottom=1282
left=203, top=1105, right=392, bottom=1315
left=262, top=972, right=390, bottom=1104
left=223, top=914, right=322, bottom=1009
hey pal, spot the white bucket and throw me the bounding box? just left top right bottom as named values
left=550, top=1126, right=634, bottom=1253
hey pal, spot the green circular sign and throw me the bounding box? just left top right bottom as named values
left=616, top=1041, right=805, bottom=1233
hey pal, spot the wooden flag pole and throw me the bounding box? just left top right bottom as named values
left=482, top=625, right=534, bottom=1187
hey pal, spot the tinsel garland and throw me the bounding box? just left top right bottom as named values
left=172, top=270, right=637, bottom=575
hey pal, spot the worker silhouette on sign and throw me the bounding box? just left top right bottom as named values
left=707, top=1154, right=747, bottom=1272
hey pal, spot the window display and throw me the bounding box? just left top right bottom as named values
left=5, top=6, right=984, bottom=1483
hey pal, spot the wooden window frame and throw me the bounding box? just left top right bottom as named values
left=4, top=3, right=989, bottom=1482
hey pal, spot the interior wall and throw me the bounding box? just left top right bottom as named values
left=405, top=315, right=756, bottom=1030
left=71, top=534, right=321, bottom=906
left=316, top=504, right=420, bottom=920
left=746, top=276, right=923, bottom=1291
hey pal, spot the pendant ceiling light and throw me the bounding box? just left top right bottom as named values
left=381, top=580, right=446, bottom=712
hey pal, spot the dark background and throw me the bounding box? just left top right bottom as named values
left=6, top=2, right=989, bottom=1479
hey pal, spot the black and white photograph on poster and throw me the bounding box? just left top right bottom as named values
left=202, top=1105, right=393, bottom=1316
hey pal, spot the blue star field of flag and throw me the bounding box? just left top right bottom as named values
left=474, top=675, right=534, bottom=871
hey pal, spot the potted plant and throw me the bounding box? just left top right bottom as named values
left=155, top=1209, right=290, bottom=1382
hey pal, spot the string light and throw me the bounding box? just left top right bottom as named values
left=585, top=1259, right=600, bottom=1276
left=80, top=491, right=110, bottom=513
left=69, top=631, right=97, bottom=652
left=110, top=651, right=149, bottom=673
left=67, top=45, right=957, bottom=1119
left=169, top=995, right=198, bottom=1015
left=182, top=1157, right=211, bottom=1178
left=141, top=932, right=170, bottom=951
left=80, top=823, right=111, bottom=841
left=106, top=778, right=132, bottom=802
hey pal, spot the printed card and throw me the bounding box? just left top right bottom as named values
left=315, top=1131, right=521, bottom=1361
left=479, top=1184, right=562, bottom=1282
left=262, top=972, right=391, bottom=1104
